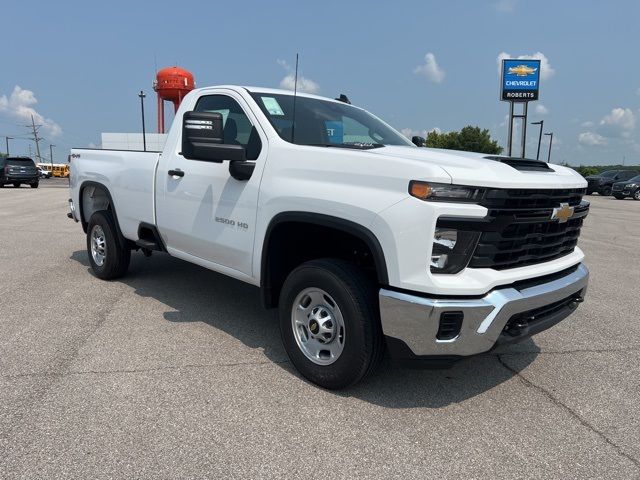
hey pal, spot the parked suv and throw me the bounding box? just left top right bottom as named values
left=612, top=174, right=640, bottom=200
left=585, top=170, right=639, bottom=196
left=0, top=157, right=39, bottom=188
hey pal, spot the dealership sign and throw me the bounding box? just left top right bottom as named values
left=500, top=59, right=541, bottom=101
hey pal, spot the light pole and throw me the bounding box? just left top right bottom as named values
left=139, top=91, right=147, bottom=152
left=544, top=132, right=553, bottom=163
left=49, top=144, right=55, bottom=172
left=531, top=120, right=544, bottom=160
left=5, top=136, right=13, bottom=156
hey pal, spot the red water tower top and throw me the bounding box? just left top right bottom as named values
left=154, top=66, right=196, bottom=133
left=153, top=66, right=195, bottom=104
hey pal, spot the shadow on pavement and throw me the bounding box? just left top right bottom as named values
left=70, top=249, right=539, bottom=408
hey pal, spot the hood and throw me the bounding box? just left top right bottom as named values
left=367, top=146, right=587, bottom=189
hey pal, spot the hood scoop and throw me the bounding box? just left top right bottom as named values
left=484, top=156, right=553, bottom=172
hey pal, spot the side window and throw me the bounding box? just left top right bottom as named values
left=194, top=95, right=262, bottom=160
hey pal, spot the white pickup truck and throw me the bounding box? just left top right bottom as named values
left=68, top=85, right=589, bottom=388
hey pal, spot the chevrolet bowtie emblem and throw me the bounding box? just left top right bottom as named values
left=551, top=203, right=575, bottom=223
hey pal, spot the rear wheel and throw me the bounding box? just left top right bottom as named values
left=30, top=182, right=39, bottom=189
left=601, top=186, right=612, bottom=196
left=86, top=210, right=131, bottom=280
left=279, top=259, right=383, bottom=389
left=634, top=190, right=640, bottom=201
left=13, top=182, right=20, bottom=188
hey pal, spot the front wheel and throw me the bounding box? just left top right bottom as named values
left=279, top=259, right=383, bottom=389
left=614, top=194, right=624, bottom=200
left=30, top=182, right=39, bottom=189
left=13, top=182, right=20, bottom=188
left=634, top=190, right=640, bottom=201
left=86, top=210, right=131, bottom=280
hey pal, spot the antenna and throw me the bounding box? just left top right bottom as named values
left=290, top=53, right=299, bottom=143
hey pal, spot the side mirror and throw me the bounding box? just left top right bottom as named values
left=412, top=136, right=426, bottom=147
left=229, top=161, right=255, bottom=181
left=182, top=111, right=246, bottom=163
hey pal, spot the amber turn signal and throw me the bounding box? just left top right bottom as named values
left=409, top=181, right=433, bottom=200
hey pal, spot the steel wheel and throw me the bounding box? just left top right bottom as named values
left=90, top=224, right=107, bottom=267
left=291, top=287, right=345, bottom=366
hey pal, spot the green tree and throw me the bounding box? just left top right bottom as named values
left=574, top=166, right=599, bottom=177
left=425, top=126, right=503, bottom=155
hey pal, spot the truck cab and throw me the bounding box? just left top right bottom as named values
left=68, top=85, right=590, bottom=389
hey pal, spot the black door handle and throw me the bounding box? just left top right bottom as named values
left=168, top=169, right=184, bottom=177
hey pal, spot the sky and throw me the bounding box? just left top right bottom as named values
left=1, top=0, right=640, bottom=166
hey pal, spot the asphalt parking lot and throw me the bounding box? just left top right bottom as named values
left=1, top=178, right=639, bottom=479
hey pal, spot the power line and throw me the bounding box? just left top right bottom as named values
left=27, top=115, right=43, bottom=162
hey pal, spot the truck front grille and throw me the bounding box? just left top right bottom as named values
left=468, top=188, right=589, bottom=270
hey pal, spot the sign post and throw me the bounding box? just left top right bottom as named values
left=500, top=59, right=541, bottom=159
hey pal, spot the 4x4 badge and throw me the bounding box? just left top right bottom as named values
left=551, top=203, right=575, bottom=223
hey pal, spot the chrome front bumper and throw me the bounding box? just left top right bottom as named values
left=379, top=264, right=589, bottom=357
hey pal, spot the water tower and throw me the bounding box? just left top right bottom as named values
left=153, top=66, right=195, bottom=133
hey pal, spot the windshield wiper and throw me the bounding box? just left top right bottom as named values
left=304, top=142, right=385, bottom=150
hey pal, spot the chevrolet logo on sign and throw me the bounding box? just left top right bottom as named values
left=551, top=203, right=575, bottom=223
left=507, top=65, right=538, bottom=76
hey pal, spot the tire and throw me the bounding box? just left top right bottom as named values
left=634, top=190, right=640, bottom=201
left=614, top=194, right=624, bottom=200
left=86, top=210, right=131, bottom=280
left=601, top=186, right=612, bottom=196
left=279, top=258, right=383, bottom=389
left=30, top=182, right=39, bottom=189
left=13, top=182, right=20, bottom=188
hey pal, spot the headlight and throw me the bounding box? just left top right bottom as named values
left=409, top=181, right=484, bottom=202
left=430, top=228, right=481, bottom=274
left=627, top=183, right=637, bottom=188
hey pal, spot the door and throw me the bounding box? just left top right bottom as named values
left=155, top=92, right=266, bottom=277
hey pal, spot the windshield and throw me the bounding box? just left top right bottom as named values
left=250, top=92, right=412, bottom=149
left=600, top=170, right=618, bottom=178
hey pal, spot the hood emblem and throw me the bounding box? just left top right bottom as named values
left=551, top=203, right=575, bottom=223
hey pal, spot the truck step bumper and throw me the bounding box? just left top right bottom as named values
left=379, top=263, right=589, bottom=360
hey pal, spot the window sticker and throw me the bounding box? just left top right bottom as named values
left=261, top=96, right=285, bottom=116
left=325, top=121, right=344, bottom=143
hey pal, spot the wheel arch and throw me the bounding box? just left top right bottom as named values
left=79, top=181, right=126, bottom=246
left=260, top=212, right=389, bottom=308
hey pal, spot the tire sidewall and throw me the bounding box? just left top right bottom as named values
left=279, top=262, right=376, bottom=389
left=86, top=211, right=129, bottom=280
left=634, top=190, right=640, bottom=201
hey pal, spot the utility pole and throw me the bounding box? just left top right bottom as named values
left=49, top=144, right=55, bottom=171
left=544, top=132, right=554, bottom=163
left=4, top=136, right=12, bottom=156
left=139, top=91, right=147, bottom=151
left=531, top=120, right=544, bottom=160
left=29, top=115, right=43, bottom=162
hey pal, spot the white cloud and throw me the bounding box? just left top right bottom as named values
left=414, top=53, right=445, bottom=83
left=494, top=0, right=517, bottom=12
left=598, top=107, right=635, bottom=138
left=578, top=132, right=607, bottom=146
left=581, top=121, right=595, bottom=128
left=534, top=104, right=548, bottom=115
left=496, top=52, right=555, bottom=81
left=0, top=85, right=62, bottom=137
left=277, top=59, right=319, bottom=94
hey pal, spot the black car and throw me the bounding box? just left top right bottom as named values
left=612, top=174, right=640, bottom=200
left=585, top=169, right=640, bottom=196
left=0, top=156, right=39, bottom=188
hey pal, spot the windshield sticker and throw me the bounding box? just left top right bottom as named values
left=261, top=97, right=285, bottom=116
left=325, top=121, right=344, bottom=143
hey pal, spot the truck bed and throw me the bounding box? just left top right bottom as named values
left=69, top=149, right=160, bottom=240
